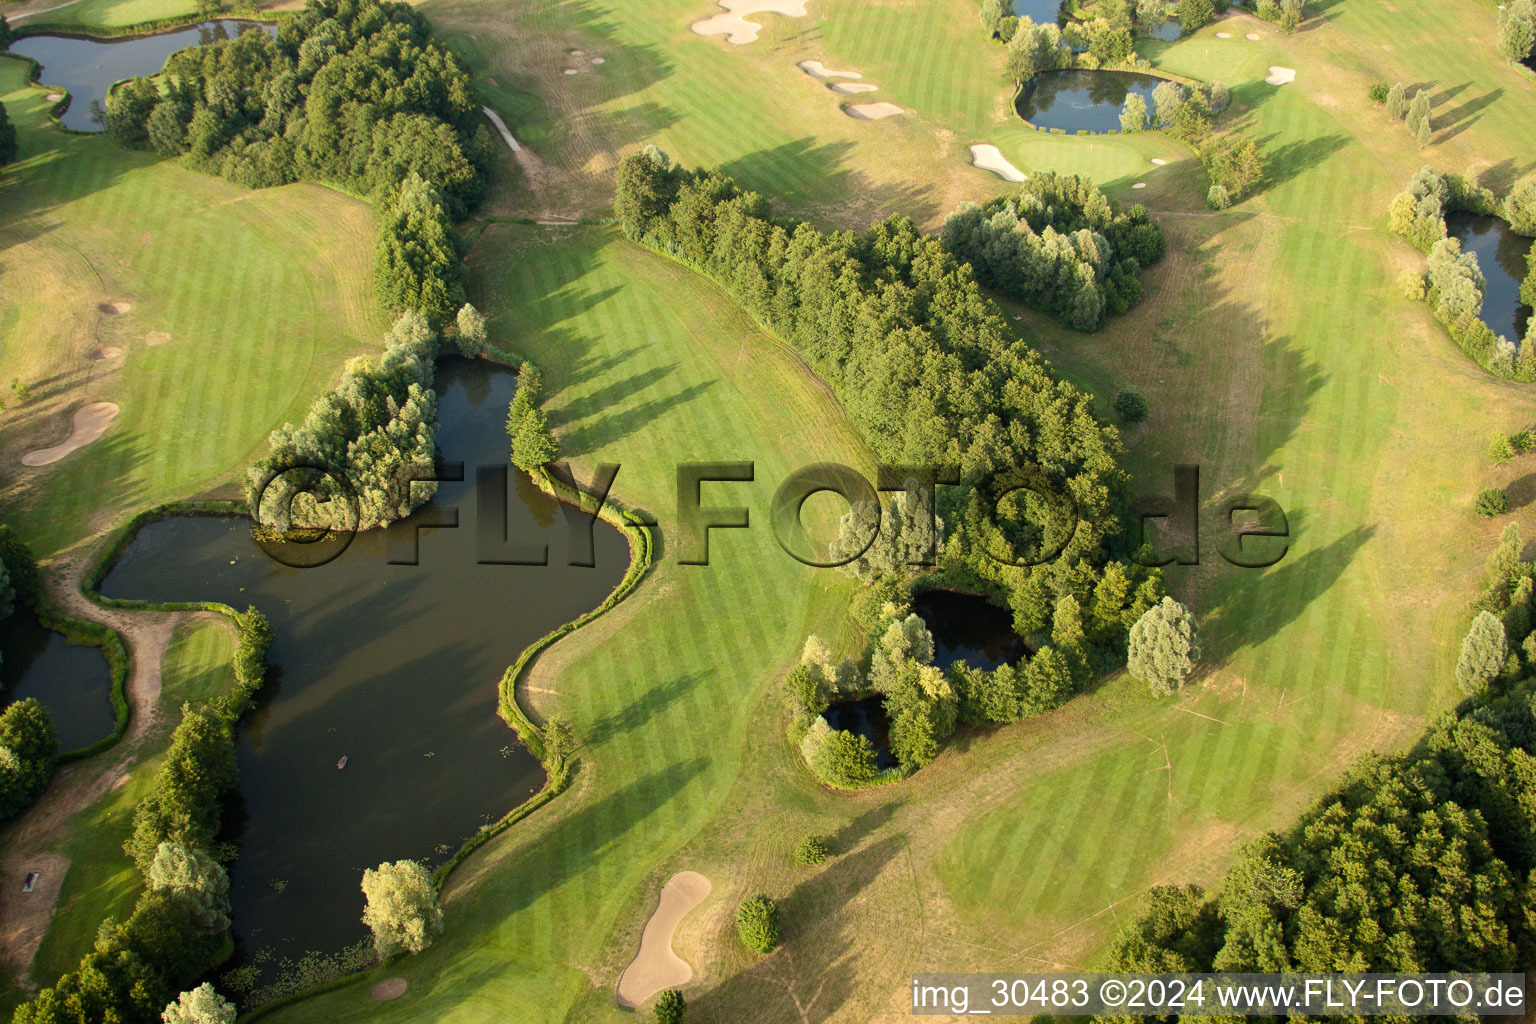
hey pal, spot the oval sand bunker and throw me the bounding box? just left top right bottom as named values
left=371, top=978, right=408, bottom=1001
left=692, top=0, right=809, bottom=45
left=969, top=144, right=1025, bottom=182
left=615, top=871, right=711, bottom=1008
left=845, top=102, right=903, bottom=120
left=21, top=402, right=120, bottom=467
left=1266, top=66, right=1296, bottom=85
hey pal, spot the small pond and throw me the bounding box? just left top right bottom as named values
left=1446, top=212, right=1533, bottom=346
left=1015, top=68, right=1165, bottom=134
left=823, top=696, right=896, bottom=770
left=0, top=608, right=115, bottom=751
left=1012, top=0, right=1062, bottom=23
left=99, top=360, right=630, bottom=977
left=10, top=20, right=273, bottom=132
left=912, top=589, right=1029, bottom=671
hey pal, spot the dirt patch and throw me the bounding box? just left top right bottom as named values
left=0, top=853, right=69, bottom=984
left=98, top=301, right=130, bottom=314
left=1265, top=66, right=1296, bottom=85
left=691, top=0, right=809, bottom=45
left=371, top=978, right=408, bottom=1001
left=797, top=59, right=860, bottom=80
left=89, top=346, right=124, bottom=360
left=21, top=402, right=120, bottom=467
left=615, top=871, right=712, bottom=1008
left=144, top=331, right=171, bottom=346
left=969, top=144, right=1025, bottom=182
left=845, top=102, right=903, bottom=120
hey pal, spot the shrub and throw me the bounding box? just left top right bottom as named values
left=1488, top=433, right=1516, bottom=464
left=1476, top=488, right=1509, bottom=517
left=795, top=834, right=830, bottom=866
left=1512, top=429, right=1536, bottom=453
left=654, top=988, right=687, bottom=1024
left=736, top=895, right=780, bottom=954
left=1114, top=388, right=1149, bottom=423
left=1367, top=81, right=1389, bottom=104
left=1206, top=184, right=1231, bottom=210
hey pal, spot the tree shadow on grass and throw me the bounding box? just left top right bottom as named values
left=719, top=137, right=941, bottom=232
left=583, top=670, right=709, bottom=747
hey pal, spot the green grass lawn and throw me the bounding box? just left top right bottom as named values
left=5, top=0, right=211, bottom=30
left=3, top=619, right=234, bottom=1019
left=0, top=54, right=380, bottom=560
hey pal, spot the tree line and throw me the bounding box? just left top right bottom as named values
left=14, top=606, right=273, bottom=1024
left=615, top=149, right=1157, bottom=645
left=0, top=526, right=58, bottom=825
left=1389, top=166, right=1536, bottom=380
left=1099, top=530, right=1536, bottom=999
left=940, top=172, right=1164, bottom=331
left=104, top=0, right=490, bottom=322
left=979, top=0, right=1221, bottom=80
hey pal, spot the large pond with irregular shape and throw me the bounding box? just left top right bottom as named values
left=1446, top=212, right=1533, bottom=346
left=10, top=20, right=273, bottom=131
left=1012, top=0, right=1061, bottom=23
left=0, top=608, right=114, bottom=751
left=912, top=589, right=1029, bottom=670
left=99, top=360, right=630, bottom=979
left=1015, top=68, right=1164, bottom=134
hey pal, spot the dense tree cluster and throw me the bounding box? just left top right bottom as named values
left=0, top=99, right=17, bottom=167
left=246, top=313, right=440, bottom=532
left=1004, top=17, right=1074, bottom=84
left=1389, top=167, right=1536, bottom=380
left=940, top=172, right=1164, bottom=331
left=104, top=0, right=489, bottom=321
left=0, top=528, right=53, bottom=824
left=616, top=152, right=1155, bottom=640
left=1235, top=0, right=1304, bottom=32
left=15, top=609, right=271, bottom=1024
left=1499, top=0, right=1535, bottom=65
left=1505, top=172, right=1536, bottom=237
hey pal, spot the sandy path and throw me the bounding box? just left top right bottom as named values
left=614, top=871, right=711, bottom=1008
left=845, top=102, right=903, bottom=120
left=969, top=144, right=1025, bottom=182
left=481, top=107, right=577, bottom=223
left=0, top=554, right=203, bottom=991
left=482, top=106, right=522, bottom=152
left=691, top=0, right=808, bottom=44
left=20, top=402, right=119, bottom=467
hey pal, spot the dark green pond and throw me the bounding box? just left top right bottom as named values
left=1012, top=0, right=1061, bottom=23
left=0, top=608, right=114, bottom=751
left=98, top=360, right=629, bottom=973
left=10, top=20, right=273, bottom=132
left=912, top=589, right=1029, bottom=670
left=1446, top=212, right=1533, bottom=346
left=1015, top=68, right=1164, bottom=134
left=823, top=696, right=896, bottom=769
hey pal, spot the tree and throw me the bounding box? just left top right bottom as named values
left=361, top=860, right=443, bottom=958
left=1407, top=89, right=1431, bottom=133
left=1367, top=82, right=1389, bottom=104
left=0, top=699, right=58, bottom=820
left=0, top=100, right=16, bottom=167
left=1128, top=597, right=1199, bottom=695
left=510, top=407, right=558, bottom=471
left=0, top=12, right=11, bottom=49
left=1176, top=0, right=1214, bottom=31
left=979, top=0, right=1005, bottom=37
left=1415, top=115, right=1432, bottom=149
left=1207, top=184, right=1231, bottom=210
left=1119, top=93, right=1148, bottom=133
left=455, top=303, right=487, bottom=357
left=654, top=988, right=687, bottom=1024
left=1152, top=80, right=1186, bottom=126
left=162, top=984, right=235, bottom=1024
left=814, top=729, right=879, bottom=784
left=735, top=895, right=779, bottom=954
left=1476, top=488, right=1509, bottom=518
left=1498, top=0, right=1536, bottom=63
left=1114, top=388, right=1148, bottom=422
left=795, top=834, right=830, bottom=865
left=1503, top=174, right=1536, bottom=236
left=1457, top=611, right=1508, bottom=694
left=145, top=100, right=190, bottom=157
left=1385, top=82, right=1405, bottom=120
left=374, top=172, right=465, bottom=321
left=148, top=843, right=230, bottom=934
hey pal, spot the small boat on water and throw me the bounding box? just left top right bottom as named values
left=336, top=756, right=349, bottom=770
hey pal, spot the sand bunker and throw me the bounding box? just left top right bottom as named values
left=831, top=82, right=878, bottom=93
left=591, top=56, right=605, bottom=64
left=616, top=872, right=711, bottom=1008
left=845, top=102, right=903, bottom=120
left=1266, top=66, right=1296, bottom=84
left=98, top=301, right=130, bottom=314
left=797, top=59, right=860, bottom=79
left=1132, top=182, right=1147, bottom=189
left=1150, top=157, right=1167, bottom=165
left=563, top=68, right=580, bottom=75
left=371, top=978, right=408, bottom=1001
left=692, top=0, right=808, bottom=45
left=46, top=92, right=63, bottom=101
left=145, top=331, right=171, bottom=346
left=1245, top=32, right=1261, bottom=39
left=1215, top=31, right=1231, bottom=37
left=89, top=346, right=123, bottom=360
left=969, top=144, right=1025, bottom=182
left=21, top=402, right=119, bottom=467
